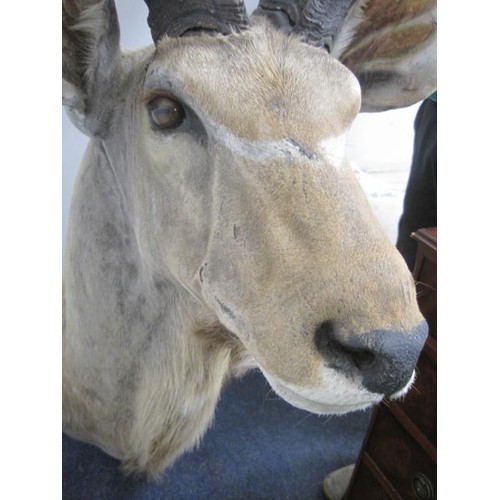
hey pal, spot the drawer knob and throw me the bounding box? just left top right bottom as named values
left=411, top=472, right=434, bottom=499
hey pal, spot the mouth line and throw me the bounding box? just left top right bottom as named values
left=260, top=369, right=383, bottom=415
left=290, top=388, right=380, bottom=410
left=281, top=388, right=381, bottom=415
left=261, top=368, right=415, bottom=415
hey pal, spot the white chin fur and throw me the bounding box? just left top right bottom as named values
left=260, top=367, right=384, bottom=416
left=389, top=370, right=416, bottom=400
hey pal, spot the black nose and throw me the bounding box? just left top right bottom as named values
left=314, top=320, right=428, bottom=395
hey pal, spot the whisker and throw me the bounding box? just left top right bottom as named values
left=414, top=280, right=436, bottom=297
left=293, top=411, right=314, bottom=428
left=261, top=387, right=280, bottom=411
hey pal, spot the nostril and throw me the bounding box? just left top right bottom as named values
left=314, top=320, right=335, bottom=351
left=314, top=319, right=428, bottom=396
left=314, top=320, right=376, bottom=373
left=350, top=349, right=376, bottom=371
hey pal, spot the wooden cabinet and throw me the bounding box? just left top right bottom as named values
left=344, top=228, right=437, bottom=500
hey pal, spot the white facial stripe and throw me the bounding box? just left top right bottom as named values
left=206, top=116, right=349, bottom=167
left=318, top=133, right=348, bottom=166
left=215, top=126, right=289, bottom=162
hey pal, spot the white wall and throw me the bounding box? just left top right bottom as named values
left=347, top=104, right=418, bottom=243
left=62, top=0, right=417, bottom=245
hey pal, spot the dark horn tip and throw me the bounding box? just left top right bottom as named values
left=254, top=0, right=301, bottom=29
left=255, top=0, right=357, bottom=50
left=253, top=7, right=294, bottom=33
left=144, top=0, right=249, bottom=43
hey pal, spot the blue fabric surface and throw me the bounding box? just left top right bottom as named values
left=63, top=370, right=371, bottom=499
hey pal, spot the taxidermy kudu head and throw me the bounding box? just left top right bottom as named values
left=62, top=0, right=436, bottom=478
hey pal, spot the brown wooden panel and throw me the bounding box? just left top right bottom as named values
left=363, top=405, right=436, bottom=498
left=415, top=276, right=436, bottom=340
left=344, top=228, right=437, bottom=499
left=397, top=347, right=437, bottom=446
left=347, top=455, right=400, bottom=500
left=412, top=228, right=437, bottom=340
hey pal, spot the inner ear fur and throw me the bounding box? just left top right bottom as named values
left=62, top=0, right=121, bottom=137
left=331, top=0, right=437, bottom=112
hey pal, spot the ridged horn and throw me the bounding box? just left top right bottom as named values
left=255, top=0, right=356, bottom=51
left=144, top=0, right=250, bottom=43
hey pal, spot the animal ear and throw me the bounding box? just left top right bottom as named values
left=331, top=0, right=437, bottom=112
left=62, top=0, right=121, bottom=136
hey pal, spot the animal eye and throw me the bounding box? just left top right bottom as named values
left=147, top=95, right=185, bottom=130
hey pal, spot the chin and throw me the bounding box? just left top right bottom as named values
left=260, top=367, right=385, bottom=416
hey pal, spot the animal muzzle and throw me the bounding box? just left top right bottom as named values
left=314, top=319, right=428, bottom=396
left=198, top=149, right=427, bottom=409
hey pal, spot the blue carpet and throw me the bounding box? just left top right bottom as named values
left=63, top=370, right=371, bottom=499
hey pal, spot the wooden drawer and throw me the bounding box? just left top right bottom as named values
left=348, top=455, right=395, bottom=500
left=344, top=227, right=437, bottom=499
left=412, top=228, right=437, bottom=340
left=415, top=279, right=436, bottom=341
left=362, top=405, right=436, bottom=498
left=396, top=339, right=437, bottom=447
